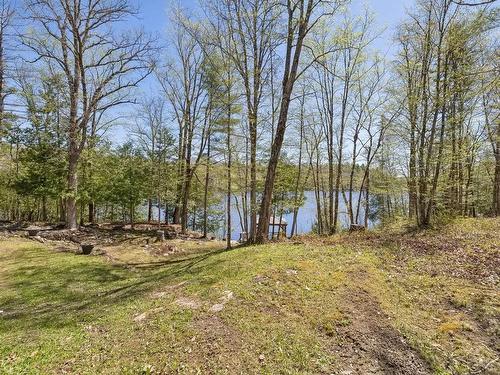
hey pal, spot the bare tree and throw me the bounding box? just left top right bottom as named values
left=158, top=10, right=209, bottom=233
left=452, top=0, right=497, bottom=5
left=395, top=0, right=497, bottom=225
left=482, top=57, right=500, bottom=216
left=22, top=0, right=155, bottom=229
left=311, top=22, right=339, bottom=233
left=255, top=0, right=346, bottom=243
left=206, top=0, right=279, bottom=243
left=0, top=0, right=14, bottom=136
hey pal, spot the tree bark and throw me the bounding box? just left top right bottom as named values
left=66, top=146, right=79, bottom=230
left=88, top=201, right=95, bottom=224
left=203, top=134, right=211, bottom=238
left=148, top=199, right=153, bottom=222
left=255, top=0, right=315, bottom=243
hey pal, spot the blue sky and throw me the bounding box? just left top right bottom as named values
left=113, top=0, right=416, bottom=142
left=131, top=0, right=414, bottom=38
left=130, top=0, right=414, bottom=80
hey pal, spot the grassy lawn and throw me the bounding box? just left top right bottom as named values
left=0, top=218, right=498, bottom=374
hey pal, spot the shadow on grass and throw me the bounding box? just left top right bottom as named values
left=1, top=244, right=241, bottom=331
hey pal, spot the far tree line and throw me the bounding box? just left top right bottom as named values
left=0, top=0, right=498, bottom=245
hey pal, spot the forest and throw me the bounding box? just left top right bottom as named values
left=0, top=0, right=497, bottom=243
left=0, top=0, right=499, bottom=374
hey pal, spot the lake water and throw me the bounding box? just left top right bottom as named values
left=218, top=190, right=376, bottom=240
left=142, top=190, right=380, bottom=240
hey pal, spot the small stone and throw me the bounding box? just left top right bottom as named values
left=220, top=290, right=234, bottom=303
left=258, top=354, right=265, bottom=362
left=209, top=303, right=224, bottom=312
left=133, top=312, right=147, bottom=322
left=174, top=297, right=200, bottom=309
left=133, top=307, right=163, bottom=323
left=253, top=275, right=268, bottom=283
left=151, top=291, right=167, bottom=299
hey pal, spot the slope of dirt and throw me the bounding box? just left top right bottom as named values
left=330, top=271, right=432, bottom=375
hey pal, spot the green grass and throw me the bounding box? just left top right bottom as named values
left=0, top=218, right=499, bottom=374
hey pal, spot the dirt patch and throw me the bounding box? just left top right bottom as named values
left=174, top=297, right=201, bottom=310
left=301, top=220, right=500, bottom=286
left=189, top=315, right=248, bottom=372
left=441, top=295, right=500, bottom=373
left=149, top=243, right=184, bottom=257
left=330, top=275, right=432, bottom=374
left=393, top=234, right=500, bottom=285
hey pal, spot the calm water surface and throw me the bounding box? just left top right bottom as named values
left=219, top=190, right=376, bottom=240
left=143, top=190, right=381, bottom=240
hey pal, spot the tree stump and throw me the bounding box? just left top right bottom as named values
left=239, top=232, right=248, bottom=242
left=156, top=230, right=165, bottom=242
left=81, top=244, right=94, bottom=255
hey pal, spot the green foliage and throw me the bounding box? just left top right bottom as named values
left=105, top=142, right=149, bottom=212
left=14, top=141, right=66, bottom=200
left=274, top=160, right=304, bottom=214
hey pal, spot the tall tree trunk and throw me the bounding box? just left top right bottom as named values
left=290, top=101, right=305, bottom=238
left=364, top=169, right=370, bottom=228
left=181, top=171, right=192, bottom=233
left=203, top=135, right=211, bottom=238
left=426, top=52, right=450, bottom=224
left=255, top=0, right=315, bottom=243
left=226, top=101, right=232, bottom=250
left=311, top=148, right=323, bottom=235
left=242, top=149, right=249, bottom=235
left=129, top=204, right=134, bottom=229
left=88, top=201, right=95, bottom=223
left=59, top=197, right=65, bottom=222
left=408, top=97, right=418, bottom=219
left=333, top=88, right=348, bottom=234
left=492, top=111, right=500, bottom=216
left=41, top=196, right=47, bottom=222
left=157, top=196, right=161, bottom=227
left=79, top=201, right=85, bottom=226
left=327, top=126, right=334, bottom=233
left=148, top=199, right=153, bottom=222
left=66, top=147, right=79, bottom=230
left=255, top=92, right=292, bottom=242
left=278, top=205, right=284, bottom=239
left=348, top=127, right=360, bottom=225
left=249, top=114, right=257, bottom=243
left=173, top=124, right=185, bottom=225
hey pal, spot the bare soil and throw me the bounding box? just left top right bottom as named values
left=330, top=271, right=432, bottom=375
